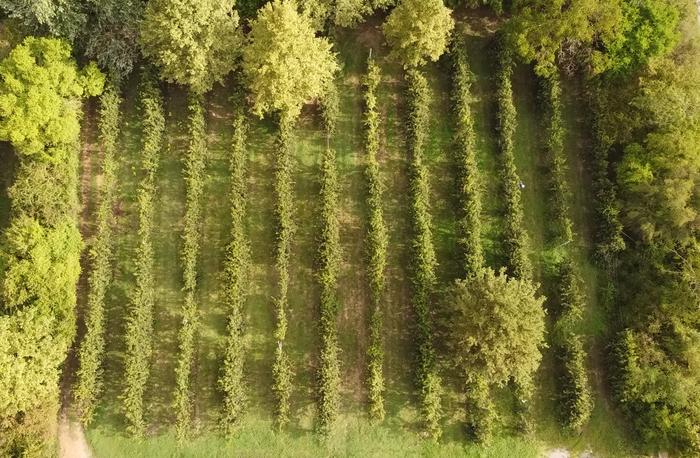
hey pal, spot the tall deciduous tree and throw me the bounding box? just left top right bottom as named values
left=0, top=0, right=86, bottom=41
left=447, top=269, right=546, bottom=389
left=140, top=0, right=241, bottom=94
left=0, top=37, right=104, bottom=160
left=243, top=0, right=338, bottom=120
left=84, top=0, right=145, bottom=83
left=382, top=0, right=454, bottom=68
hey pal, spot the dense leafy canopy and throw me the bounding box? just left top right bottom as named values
left=507, top=0, right=681, bottom=77
left=382, top=0, right=454, bottom=68
left=243, top=0, right=338, bottom=120
left=0, top=37, right=104, bottom=160
left=0, top=0, right=86, bottom=41
left=140, top=0, right=241, bottom=93
left=448, top=269, right=546, bottom=388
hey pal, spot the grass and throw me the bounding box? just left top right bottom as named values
left=73, top=17, right=639, bottom=458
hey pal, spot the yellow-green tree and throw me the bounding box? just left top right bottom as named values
left=140, top=0, right=241, bottom=93
left=382, top=0, right=454, bottom=68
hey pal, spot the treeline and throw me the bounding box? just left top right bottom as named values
left=0, top=37, right=103, bottom=454
left=174, top=93, right=207, bottom=441
left=74, top=85, right=121, bottom=425
left=122, top=73, right=164, bottom=436
left=405, top=69, right=443, bottom=440
left=539, top=74, right=593, bottom=432
left=218, top=101, right=250, bottom=435
left=362, top=55, right=388, bottom=422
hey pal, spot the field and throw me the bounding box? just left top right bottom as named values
left=67, top=17, right=636, bottom=457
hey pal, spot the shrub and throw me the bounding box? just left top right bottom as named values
left=363, top=55, right=388, bottom=422
left=495, top=43, right=532, bottom=282
left=174, top=92, right=207, bottom=441
left=540, top=75, right=594, bottom=433
left=451, top=41, right=484, bottom=277
left=316, top=96, right=342, bottom=434
left=74, top=85, right=121, bottom=425
left=272, top=115, right=295, bottom=428
left=122, top=73, right=164, bottom=436
left=405, top=68, right=443, bottom=441
left=219, top=106, right=250, bottom=435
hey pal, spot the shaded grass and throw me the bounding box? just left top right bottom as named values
left=0, top=141, right=15, bottom=233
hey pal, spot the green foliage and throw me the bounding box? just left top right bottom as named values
left=464, top=374, right=496, bottom=443
left=219, top=105, right=250, bottom=436
left=300, top=0, right=396, bottom=29
left=272, top=116, right=295, bottom=428
left=122, top=74, right=164, bottom=436
left=74, top=86, right=121, bottom=426
left=317, top=145, right=342, bottom=435
left=140, top=0, right=241, bottom=94
left=84, top=0, right=145, bottom=82
left=589, top=107, right=626, bottom=264
left=617, top=50, right=700, bottom=246
left=0, top=0, right=86, bottom=41
left=0, top=36, right=105, bottom=160
left=447, top=269, right=546, bottom=401
left=496, top=44, right=532, bottom=281
left=592, top=0, right=681, bottom=76
left=539, top=74, right=593, bottom=433
left=612, top=328, right=700, bottom=454
left=406, top=68, right=443, bottom=440
left=0, top=36, right=88, bottom=455
left=507, top=0, right=682, bottom=77
left=174, top=92, right=207, bottom=441
left=243, top=0, right=339, bottom=120
left=382, top=0, right=455, bottom=69
left=451, top=42, right=484, bottom=277
left=552, top=260, right=593, bottom=432
left=362, top=55, right=388, bottom=423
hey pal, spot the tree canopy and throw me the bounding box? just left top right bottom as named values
left=0, top=0, right=86, bottom=41
left=447, top=268, right=546, bottom=387
left=140, top=0, right=241, bottom=94
left=382, top=0, right=454, bottom=68
left=243, top=0, right=338, bottom=120
left=0, top=37, right=104, bottom=160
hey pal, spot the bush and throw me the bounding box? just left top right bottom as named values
left=74, top=85, right=121, bottom=425
left=219, top=106, right=250, bottom=435
left=406, top=68, right=443, bottom=441
left=272, top=115, right=295, bottom=428
left=122, top=73, right=164, bottom=436
left=316, top=97, right=342, bottom=434
left=174, top=92, right=207, bottom=441
left=540, top=75, right=594, bottom=432
left=451, top=41, right=484, bottom=277
left=495, top=43, right=532, bottom=282
left=363, top=55, right=388, bottom=422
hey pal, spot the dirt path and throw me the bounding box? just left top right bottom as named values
left=58, top=414, right=92, bottom=458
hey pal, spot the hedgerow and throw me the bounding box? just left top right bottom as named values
left=496, top=43, right=532, bottom=282
left=316, top=144, right=342, bottom=435
left=272, top=114, right=295, bottom=428
left=495, top=41, right=535, bottom=433
left=363, top=55, right=388, bottom=423
left=74, top=84, right=121, bottom=425
left=451, top=41, right=484, bottom=277
left=218, top=103, right=250, bottom=435
left=540, top=74, right=593, bottom=432
left=122, top=73, right=164, bottom=437
left=406, top=68, right=443, bottom=441
left=590, top=111, right=625, bottom=265
left=553, top=260, right=593, bottom=432
left=464, top=374, right=496, bottom=443
left=174, top=92, right=206, bottom=442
